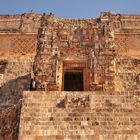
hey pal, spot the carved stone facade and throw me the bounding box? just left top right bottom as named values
left=33, top=13, right=140, bottom=93
left=33, top=13, right=117, bottom=92
left=0, top=12, right=139, bottom=140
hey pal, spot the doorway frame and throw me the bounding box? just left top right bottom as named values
left=62, top=60, right=90, bottom=91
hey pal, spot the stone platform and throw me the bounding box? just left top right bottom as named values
left=19, top=91, right=140, bottom=140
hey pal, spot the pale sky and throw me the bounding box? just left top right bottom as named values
left=0, top=0, right=139, bottom=18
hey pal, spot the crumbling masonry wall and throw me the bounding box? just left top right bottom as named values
left=0, top=100, right=21, bottom=140
left=0, top=13, right=41, bottom=138
left=0, top=13, right=41, bottom=109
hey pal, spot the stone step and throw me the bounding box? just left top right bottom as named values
left=19, top=135, right=98, bottom=140
left=19, top=91, right=140, bottom=140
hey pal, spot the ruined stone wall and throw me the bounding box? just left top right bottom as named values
left=19, top=91, right=140, bottom=140
left=0, top=13, right=41, bottom=108
left=114, top=57, right=140, bottom=92
left=0, top=56, right=34, bottom=109
left=0, top=41, right=36, bottom=108
left=0, top=13, right=41, bottom=57
left=0, top=100, right=21, bottom=140
left=114, top=34, right=140, bottom=92
left=0, top=34, right=37, bottom=106
left=100, top=12, right=140, bottom=92
left=0, top=13, right=41, bottom=33
left=0, top=14, right=40, bottom=139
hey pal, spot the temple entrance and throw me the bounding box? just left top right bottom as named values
left=62, top=60, right=90, bottom=91
left=64, top=72, right=83, bottom=91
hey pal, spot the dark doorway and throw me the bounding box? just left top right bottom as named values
left=64, top=72, right=83, bottom=91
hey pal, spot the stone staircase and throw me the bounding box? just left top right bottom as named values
left=19, top=91, right=140, bottom=140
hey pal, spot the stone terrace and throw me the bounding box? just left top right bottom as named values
left=19, top=91, right=140, bottom=140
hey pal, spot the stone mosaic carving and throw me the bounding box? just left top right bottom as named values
left=33, top=13, right=118, bottom=91
left=10, top=36, right=36, bottom=55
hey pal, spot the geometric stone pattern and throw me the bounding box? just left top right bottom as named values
left=115, top=35, right=140, bottom=55
left=0, top=34, right=37, bottom=57
left=115, top=37, right=129, bottom=53
left=10, top=36, right=36, bottom=55
left=114, top=58, right=140, bottom=91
